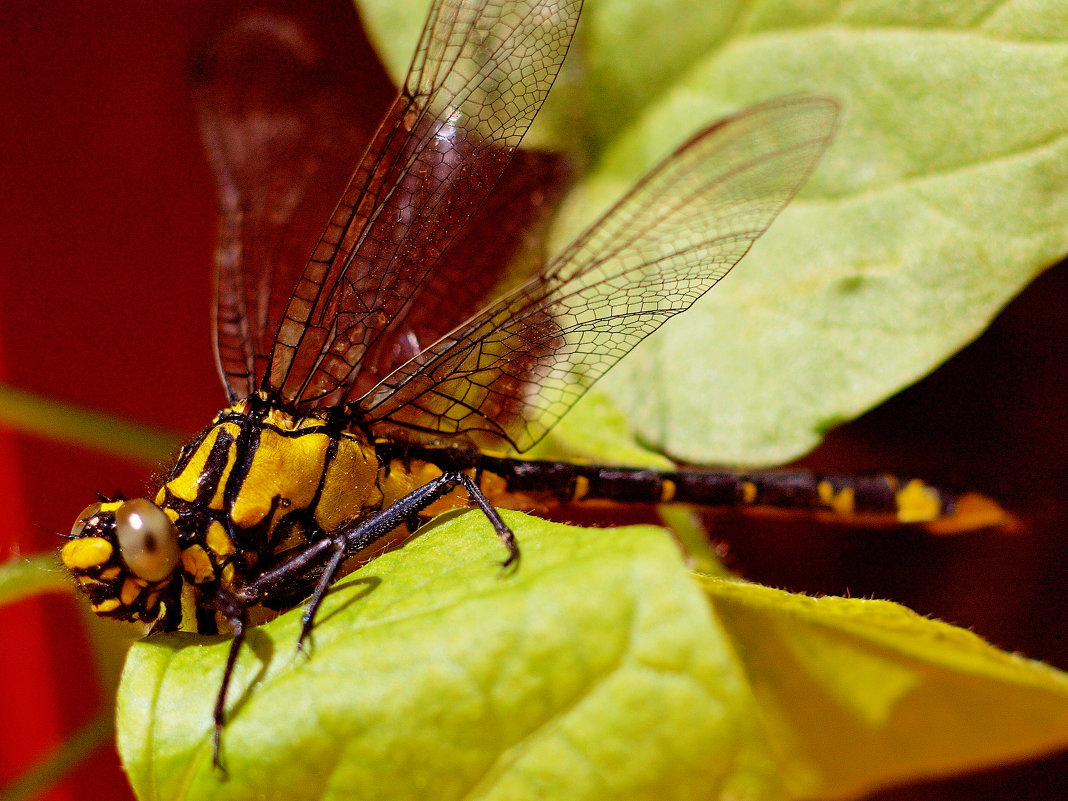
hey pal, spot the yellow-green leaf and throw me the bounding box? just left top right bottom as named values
left=700, top=575, right=1068, bottom=799
left=117, top=513, right=773, bottom=801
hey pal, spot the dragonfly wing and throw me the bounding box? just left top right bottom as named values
left=354, top=148, right=572, bottom=397
left=359, top=97, right=839, bottom=452
left=193, top=10, right=384, bottom=401
left=265, top=0, right=583, bottom=408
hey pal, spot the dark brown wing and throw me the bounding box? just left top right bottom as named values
left=265, top=0, right=583, bottom=408
left=358, top=97, right=839, bottom=452
left=192, top=10, right=390, bottom=402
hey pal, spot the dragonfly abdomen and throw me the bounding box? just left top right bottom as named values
left=403, top=446, right=954, bottom=525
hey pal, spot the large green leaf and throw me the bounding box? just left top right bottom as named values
left=358, top=0, right=1068, bottom=465
left=117, top=513, right=1068, bottom=800
left=117, top=513, right=772, bottom=801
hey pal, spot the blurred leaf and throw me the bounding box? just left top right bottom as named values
left=0, top=552, right=68, bottom=607
left=0, top=383, right=179, bottom=466
left=0, top=709, right=114, bottom=801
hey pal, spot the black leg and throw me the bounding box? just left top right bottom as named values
left=297, top=539, right=347, bottom=649
left=210, top=586, right=251, bottom=773
left=208, top=471, right=517, bottom=764
left=283, top=471, right=519, bottom=644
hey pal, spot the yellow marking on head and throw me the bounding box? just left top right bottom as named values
left=206, top=521, right=236, bottom=557
left=99, top=566, right=122, bottom=580
left=181, top=544, right=215, bottom=584
left=572, top=475, right=590, bottom=502
left=144, top=590, right=161, bottom=611
left=232, top=428, right=329, bottom=529
left=315, top=438, right=379, bottom=531
left=222, top=563, right=235, bottom=586
left=98, top=501, right=123, bottom=513
left=155, top=488, right=166, bottom=505
left=660, top=479, right=677, bottom=503
left=164, top=508, right=179, bottom=523
left=895, top=479, right=942, bottom=524
left=92, top=597, right=121, bottom=614
left=61, top=537, right=113, bottom=571
left=120, top=577, right=142, bottom=606
left=741, top=481, right=758, bottom=505
left=77, top=575, right=97, bottom=587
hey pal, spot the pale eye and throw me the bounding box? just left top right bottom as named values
left=71, top=502, right=103, bottom=538
left=114, top=499, right=180, bottom=583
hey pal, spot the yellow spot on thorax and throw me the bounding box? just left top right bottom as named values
left=181, top=544, right=215, bottom=585
left=314, top=436, right=379, bottom=531
left=231, top=427, right=328, bottom=529
left=206, top=521, right=236, bottom=558
left=168, top=422, right=241, bottom=504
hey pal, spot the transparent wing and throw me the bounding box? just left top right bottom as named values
left=265, top=0, right=583, bottom=407
left=192, top=10, right=386, bottom=401
left=359, top=97, right=839, bottom=452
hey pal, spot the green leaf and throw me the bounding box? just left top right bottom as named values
left=117, top=513, right=775, bottom=801
left=117, top=514, right=1068, bottom=800
left=699, top=575, right=1068, bottom=799
left=357, top=0, right=1068, bottom=465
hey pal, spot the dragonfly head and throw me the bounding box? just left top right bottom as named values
left=62, top=498, right=182, bottom=623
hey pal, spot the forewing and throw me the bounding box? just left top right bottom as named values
left=266, top=0, right=583, bottom=408
left=192, top=11, right=387, bottom=401
left=359, top=97, right=839, bottom=452
left=355, top=149, right=572, bottom=396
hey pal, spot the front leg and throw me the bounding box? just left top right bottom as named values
left=209, top=584, right=252, bottom=773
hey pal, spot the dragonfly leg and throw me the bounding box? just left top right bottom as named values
left=292, top=472, right=519, bottom=640
left=210, top=585, right=252, bottom=773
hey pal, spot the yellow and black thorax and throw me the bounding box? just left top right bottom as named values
left=157, top=394, right=383, bottom=596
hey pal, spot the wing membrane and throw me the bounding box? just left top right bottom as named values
left=266, top=0, right=582, bottom=407
left=193, top=11, right=388, bottom=401
left=359, top=97, right=839, bottom=452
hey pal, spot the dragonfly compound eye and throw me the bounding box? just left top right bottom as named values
left=63, top=499, right=178, bottom=621
left=114, top=498, right=182, bottom=583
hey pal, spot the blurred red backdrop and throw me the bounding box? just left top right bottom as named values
left=0, top=2, right=1064, bottom=800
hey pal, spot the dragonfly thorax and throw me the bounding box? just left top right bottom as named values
left=66, top=396, right=386, bottom=626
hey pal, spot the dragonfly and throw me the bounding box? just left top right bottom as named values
left=58, top=0, right=968, bottom=767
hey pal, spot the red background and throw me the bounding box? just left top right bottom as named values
left=0, top=2, right=1064, bottom=799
